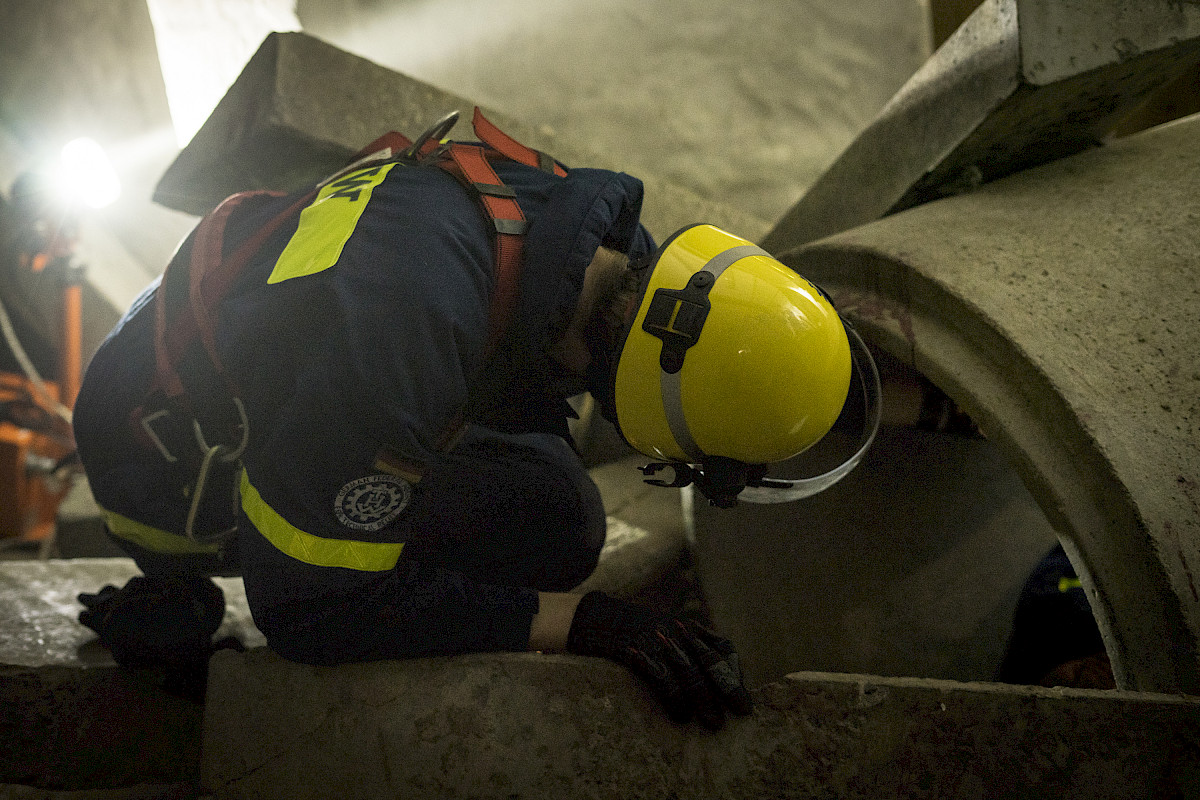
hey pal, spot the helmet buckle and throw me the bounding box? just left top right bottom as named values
left=639, top=457, right=769, bottom=509
left=642, top=270, right=716, bottom=374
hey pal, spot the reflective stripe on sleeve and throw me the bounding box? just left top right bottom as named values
left=240, top=471, right=404, bottom=572
left=102, top=509, right=221, bottom=555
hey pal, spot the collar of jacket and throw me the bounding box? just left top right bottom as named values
left=494, top=164, right=656, bottom=370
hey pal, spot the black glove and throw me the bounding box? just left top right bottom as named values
left=78, top=575, right=242, bottom=699
left=566, top=591, right=753, bottom=729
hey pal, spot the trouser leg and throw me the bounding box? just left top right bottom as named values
left=398, top=426, right=607, bottom=591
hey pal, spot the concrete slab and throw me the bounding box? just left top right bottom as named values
left=762, top=0, right=1200, bottom=251
left=0, top=559, right=258, bottom=789
left=203, top=647, right=1200, bottom=800
left=153, top=32, right=768, bottom=244
left=773, top=113, right=1200, bottom=693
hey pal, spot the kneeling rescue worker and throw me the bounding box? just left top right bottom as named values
left=72, top=110, right=880, bottom=727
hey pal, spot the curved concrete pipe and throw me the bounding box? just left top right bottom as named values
left=764, top=114, right=1200, bottom=693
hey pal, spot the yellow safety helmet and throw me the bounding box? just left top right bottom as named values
left=607, top=224, right=881, bottom=507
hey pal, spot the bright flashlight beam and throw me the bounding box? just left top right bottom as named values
left=57, top=138, right=121, bottom=209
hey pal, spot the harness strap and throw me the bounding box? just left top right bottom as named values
left=441, top=142, right=528, bottom=359
left=152, top=189, right=311, bottom=405
left=472, top=108, right=567, bottom=177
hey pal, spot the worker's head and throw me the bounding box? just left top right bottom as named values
left=578, top=223, right=880, bottom=507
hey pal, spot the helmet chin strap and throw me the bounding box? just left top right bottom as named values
left=639, top=322, right=883, bottom=508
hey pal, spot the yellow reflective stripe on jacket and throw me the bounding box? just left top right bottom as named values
left=267, top=162, right=397, bottom=285
left=102, top=509, right=220, bottom=555
left=1058, top=576, right=1083, bottom=593
left=240, top=471, right=403, bottom=572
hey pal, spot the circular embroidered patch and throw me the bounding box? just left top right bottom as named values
left=334, top=475, right=413, bottom=531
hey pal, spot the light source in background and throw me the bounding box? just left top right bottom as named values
left=55, top=137, right=122, bottom=210
left=0, top=138, right=109, bottom=547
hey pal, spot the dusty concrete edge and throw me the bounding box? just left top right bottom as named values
left=779, top=668, right=1200, bottom=705
left=200, top=648, right=1200, bottom=799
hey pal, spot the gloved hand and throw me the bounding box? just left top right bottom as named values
left=78, top=575, right=242, bottom=698
left=566, top=590, right=753, bottom=729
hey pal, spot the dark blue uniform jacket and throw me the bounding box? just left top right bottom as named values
left=74, top=153, right=654, bottom=662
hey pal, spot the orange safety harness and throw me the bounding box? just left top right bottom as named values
left=133, top=108, right=566, bottom=541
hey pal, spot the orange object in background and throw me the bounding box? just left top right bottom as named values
left=60, top=282, right=82, bottom=409
left=0, top=373, right=73, bottom=541
left=1, top=166, right=92, bottom=543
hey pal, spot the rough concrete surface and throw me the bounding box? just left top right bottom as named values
left=203, top=647, right=1200, bottom=800
left=0, top=663, right=203, bottom=792
left=776, top=113, right=1200, bottom=693
left=0, top=561, right=260, bottom=790
left=153, top=31, right=769, bottom=246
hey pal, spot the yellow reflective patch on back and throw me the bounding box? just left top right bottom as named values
left=267, top=163, right=397, bottom=285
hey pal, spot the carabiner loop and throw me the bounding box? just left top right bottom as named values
left=183, top=443, right=239, bottom=543
left=192, top=396, right=249, bottom=464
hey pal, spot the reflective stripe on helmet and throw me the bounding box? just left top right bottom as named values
left=240, top=471, right=404, bottom=572
left=657, top=243, right=773, bottom=463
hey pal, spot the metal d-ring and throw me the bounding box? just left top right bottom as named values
left=401, top=110, right=461, bottom=161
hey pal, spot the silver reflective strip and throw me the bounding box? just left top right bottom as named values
left=659, top=244, right=771, bottom=462
left=702, top=244, right=770, bottom=281
left=661, top=369, right=705, bottom=462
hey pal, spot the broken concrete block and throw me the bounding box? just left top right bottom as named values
left=203, top=647, right=1200, bottom=799
left=0, top=559, right=261, bottom=790
left=154, top=32, right=767, bottom=244
left=763, top=0, right=1200, bottom=251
